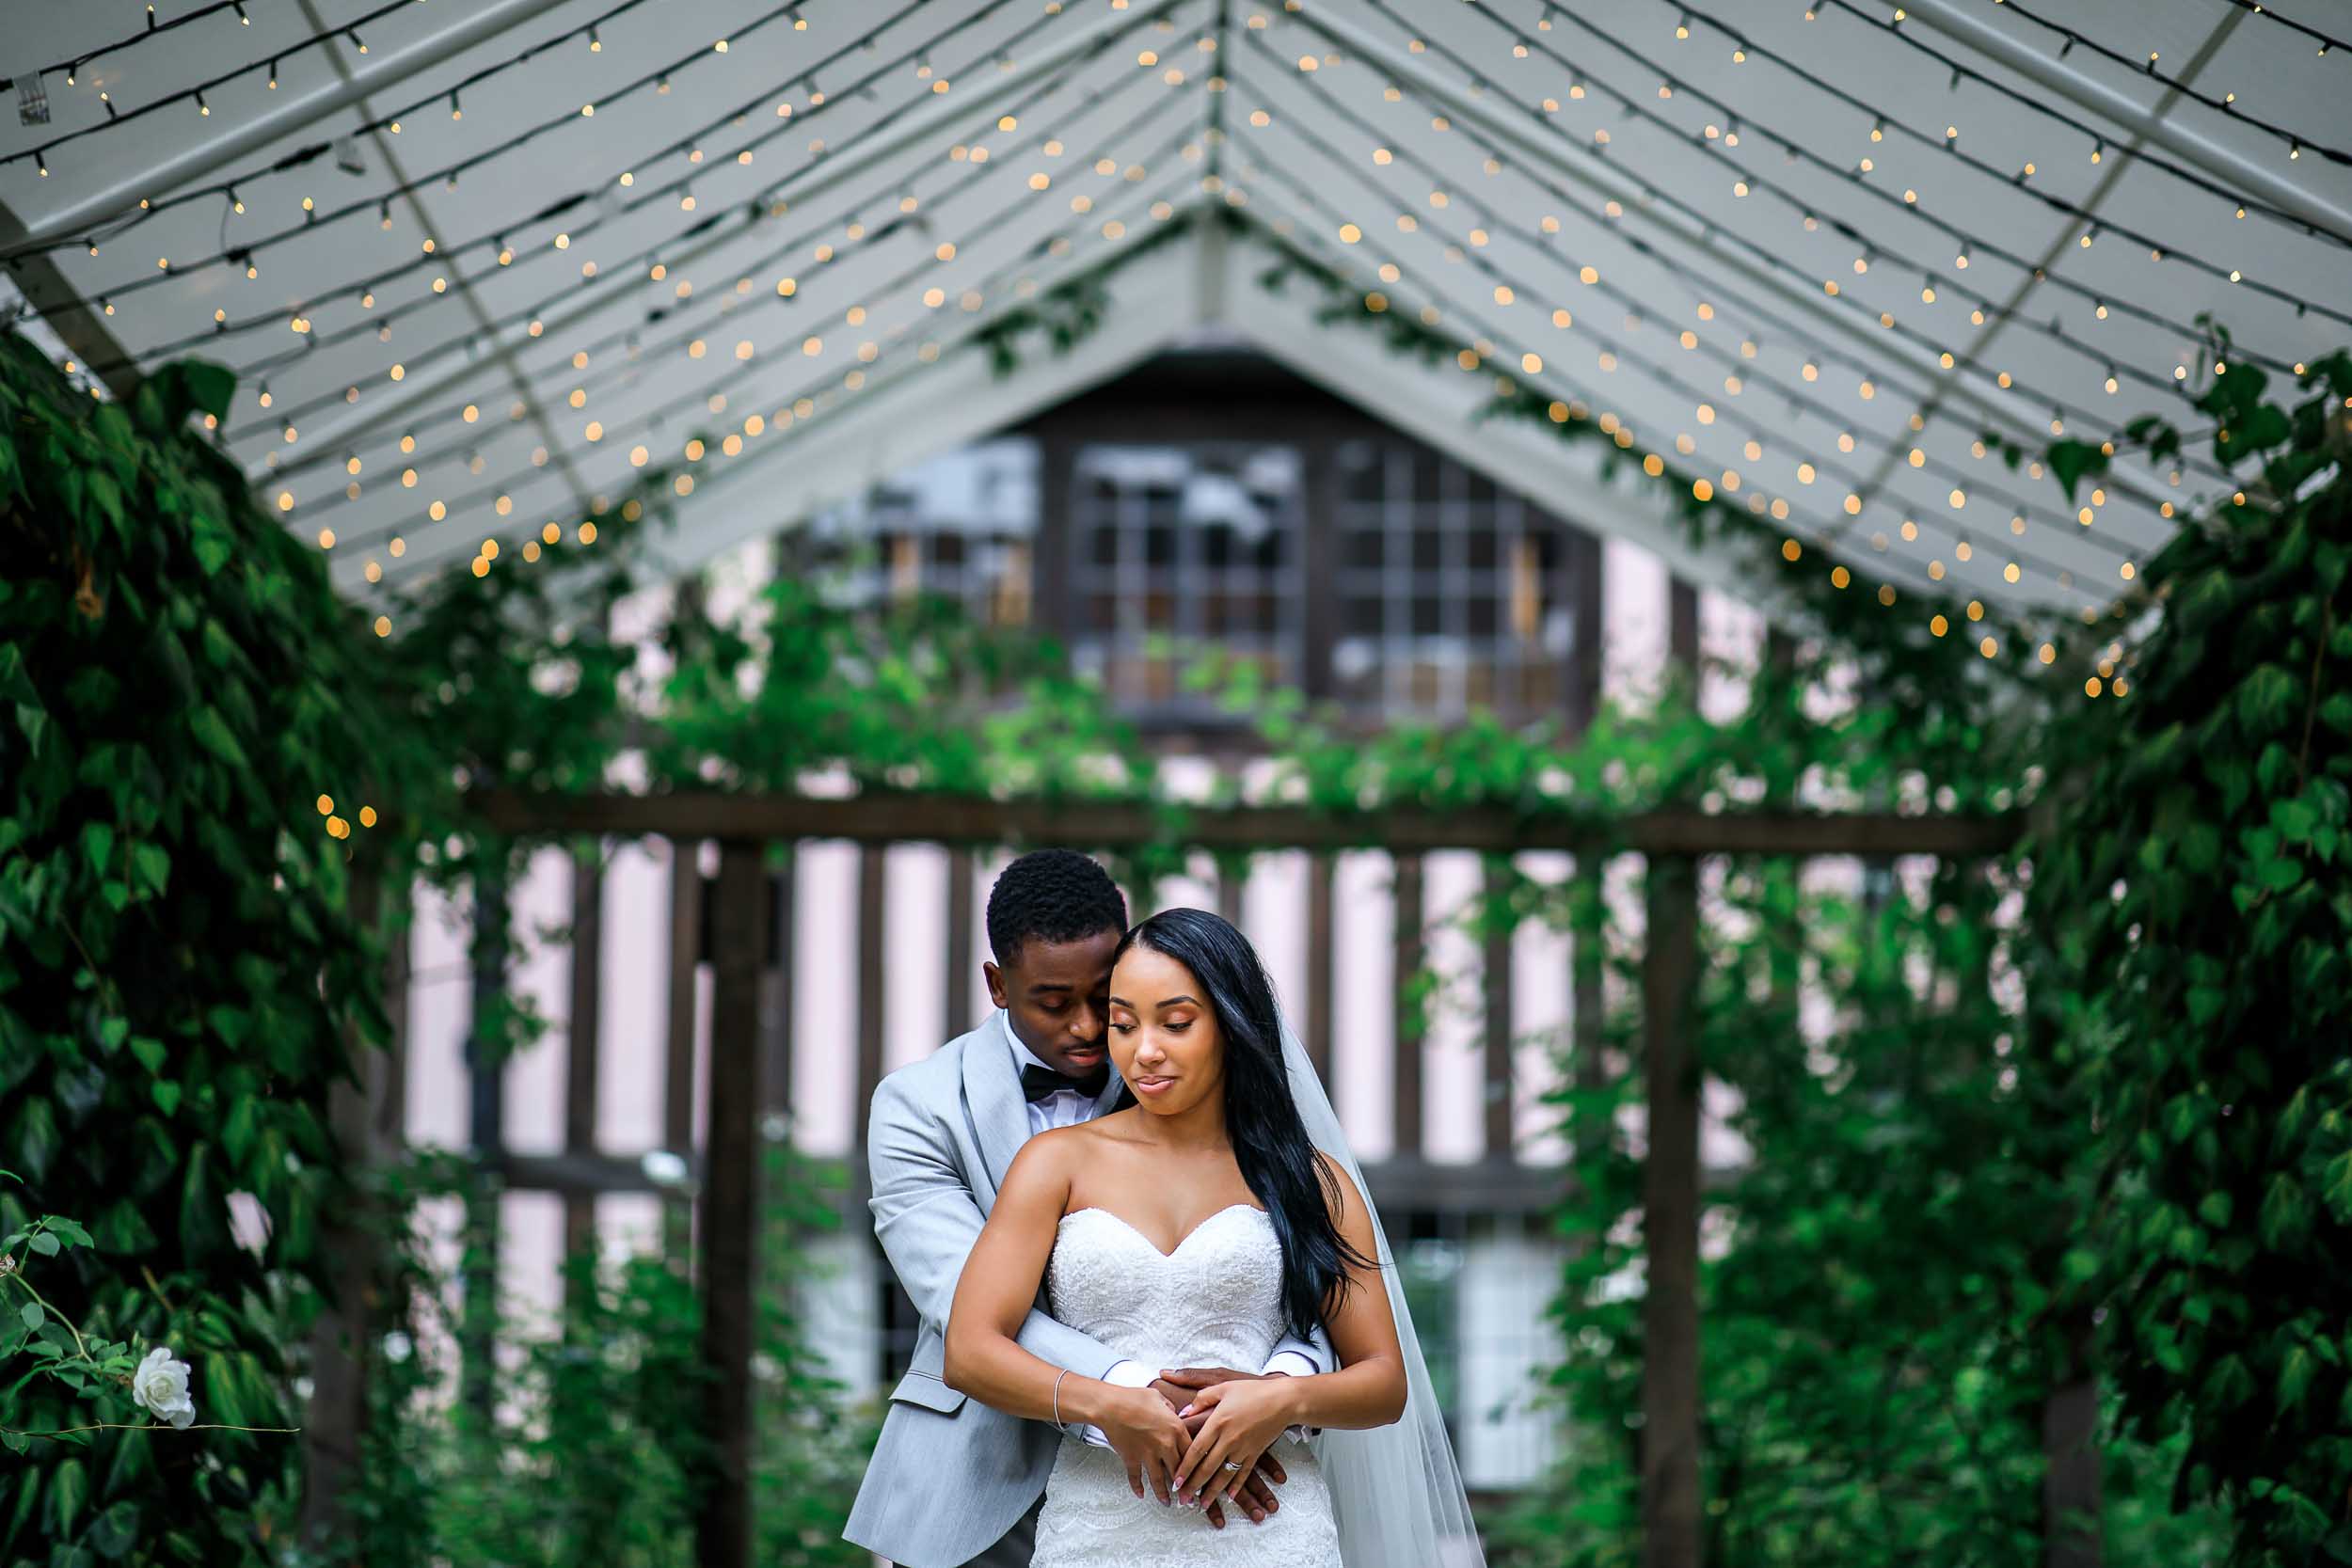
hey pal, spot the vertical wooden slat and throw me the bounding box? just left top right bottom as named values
left=1035, top=430, right=1076, bottom=632
left=1391, top=853, right=1424, bottom=1158
left=1640, top=856, right=1704, bottom=1568
left=944, top=847, right=975, bottom=1038
left=1669, top=577, right=1701, bottom=673
left=377, top=876, right=411, bottom=1152
left=461, top=854, right=508, bottom=1418
left=1482, top=854, right=1516, bottom=1161
left=1565, top=525, right=1605, bottom=736
left=1300, top=431, right=1340, bottom=702
left=1306, top=852, right=1335, bottom=1085
left=2043, top=1323, right=2104, bottom=1568
left=696, top=841, right=768, bottom=1568
left=301, top=861, right=391, bottom=1557
left=1216, top=853, right=1246, bottom=932
left=856, top=844, right=888, bottom=1134
left=563, top=846, right=603, bottom=1270
left=760, top=847, right=796, bottom=1127
left=662, top=838, right=703, bottom=1264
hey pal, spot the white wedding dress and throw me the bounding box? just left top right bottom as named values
left=1029, top=1204, right=1344, bottom=1567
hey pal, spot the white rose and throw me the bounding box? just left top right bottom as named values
left=131, top=1346, right=197, bottom=1430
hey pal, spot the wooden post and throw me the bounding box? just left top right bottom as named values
left=1300, top=430, right=1340, bottom=702
left=1640, top=855, right=1704, bottom=1568
left=856, top=844, right=887, bottom=1134
left=663, top=838, right=704, bottom=1265
left=1565, top=526, right=1605, bottom=737
left=1035, top=431, right=1076, bottom=633
left=460, top=853, right=508, bottom=1418
left=2043, top=1321, right=2103, bottom=1568
left=1306, top=852, right=1335, bottom=1085
left=1482, top=854, right=1516, bottom=1161
left=945, top=847, right=975, bottom=1037
left=563, top=846, right=603, bottom=1271
left=300, top=863, right=405, bottom=1560
left=760, top=847, right=796, bottom=1129
left=1216, top=852, right=1247, bottom=932
left=1391, top=853, right=1425, bottom=1158
left=696, top=841, right=768, bottom=1568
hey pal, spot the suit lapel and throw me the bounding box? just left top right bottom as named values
left=962, top=1011, right=1030, bottom=1205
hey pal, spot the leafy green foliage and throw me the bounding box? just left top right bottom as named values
left=309, top=1144, right=870, bottom=1568
left=0, top=332, right=427, bottom=1567
left=2026, top=347, right=2352, bottom=1565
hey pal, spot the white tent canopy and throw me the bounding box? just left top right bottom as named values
left=6, top=0, right=2347, bottom=639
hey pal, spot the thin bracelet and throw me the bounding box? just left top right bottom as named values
left=1053, top=1368, right=1071, bottom=1427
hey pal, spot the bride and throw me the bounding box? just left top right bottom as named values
left=943, top=907, right=1484, bottom=1566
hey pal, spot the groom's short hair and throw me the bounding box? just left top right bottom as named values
left=986, top=849, right=1128, bottom=965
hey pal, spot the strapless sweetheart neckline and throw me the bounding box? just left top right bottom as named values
left=1057, top=1202, right=1269, bottom=1260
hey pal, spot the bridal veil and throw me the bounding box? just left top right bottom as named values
left=1276, top=1011, right=1488, bottom=1568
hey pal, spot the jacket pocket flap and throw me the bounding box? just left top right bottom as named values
left=888, top=1370, right=968, bottom=1415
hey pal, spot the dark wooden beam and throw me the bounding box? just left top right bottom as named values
left=1391, top=854, right=1424, bottom=1159
left=696, top=842, right=768, bottom=1568
left=944, top=847, right=976, bottom=1038
left=856, top=845, right=888, bottom=1139
left=563, top=847, right=603, bottom=1271
left=2042, top=1322, right=2104, bottom=1568
left=761, top=849, right=796, bottom=1127
left=1300, top=430, right=1341, bottom=703
left=1640, top=856, right=1704, bottom=1568
left=300, top=862, right=396, bottom=1560
left=1305, top=852, right=1335, bottom=1085
left=1034, top=430, right=1076, bottom=637
left=460, top=856, right=507, bottom=1419
left=1216, top=852, right=1246, bottom=932
left=1565, top=525, right=1605, bottom=737
left=1482, top=855, right=1516, bottom=1161
left=662, top=838, right=703, bottom=1265
left=469, top=789, right=2021, bottom=861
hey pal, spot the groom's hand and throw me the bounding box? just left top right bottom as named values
left=1152, top=1370, right=1289, bottom=1527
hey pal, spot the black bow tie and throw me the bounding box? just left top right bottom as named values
left=1022, top=1061, right=1109, bottom=1103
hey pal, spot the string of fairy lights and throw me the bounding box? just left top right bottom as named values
left=224, top=0, right=1195, bottom=493
left=219, top=10, right=1164, bottom=451
left=1242, top=44, right=2155, bottom=570
left=1237, top=19, right=2242, bottom=512
left=9, top=0, right=2336, bottom=646
left=1983, top=0, right=2350, bottom=163
left=56, top=0, right=1020, bottom=338
left=7, top=0, right=743, bottom=254
left=1230, top=60, right=2130, bottom=614
left=1269, top=0, right=2269, bottom=532
left=1821, top=0, right=2350, bottom=242
left=1688, top=0, right=2350, bottom=241
left=80, top=0, right=1161, bottom=410
left=11, top=0, right=259, bottom=85
left=1443, top=0, right=2352, bottom=342
left=1296, top=1, right=2308, bottom=410
left=6, top=0, right=428, bottom=176
left=260, top=72, right=1201, bottom=530
left=353, top=158, right=1206, bottom=594
left=2210, top=0, right=2349, bottom=56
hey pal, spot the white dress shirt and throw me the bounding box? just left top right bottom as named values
left=1006, top=1030, right=1316, bottom=1445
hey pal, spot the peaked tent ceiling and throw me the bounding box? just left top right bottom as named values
left=5, top=0, right=2347, bottom=643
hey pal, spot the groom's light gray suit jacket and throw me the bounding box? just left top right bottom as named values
left=845, top=1010, right=1330, bottom=1568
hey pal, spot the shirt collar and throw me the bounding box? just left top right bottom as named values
left=1005, top=1016, right=1057, bottom=1081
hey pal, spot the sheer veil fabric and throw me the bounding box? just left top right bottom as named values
left=1275, top=1011, right=1487, bottom=1568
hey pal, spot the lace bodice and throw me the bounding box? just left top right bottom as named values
left=1029, top=1204, right=1343, bottom=1567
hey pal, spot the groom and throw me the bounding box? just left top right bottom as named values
left=846, top=848, right=1333, bottom=1568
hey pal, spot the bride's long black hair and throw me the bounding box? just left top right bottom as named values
left=1113, top=907, right=1379, bottom=1339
